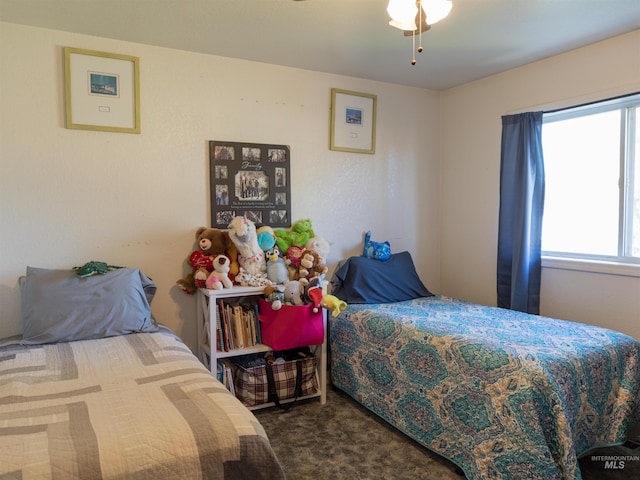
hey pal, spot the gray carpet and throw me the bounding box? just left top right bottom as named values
left=255, top=386, right=640, bottom=480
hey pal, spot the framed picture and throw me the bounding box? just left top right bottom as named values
left=64, top=47, right=140, bottom=134
left=330, top=88, right=377, bottom=154
left=209, top=140, right=291, bottom=228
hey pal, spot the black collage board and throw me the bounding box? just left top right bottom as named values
left=209, top=140, right=291, bottom=228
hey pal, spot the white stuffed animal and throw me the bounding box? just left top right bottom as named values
left=234, top=267, right=271, bottom=287
left=227, top=216, right=266, bottom=277
left=205, top=255, right=233, bottom=289
left=305, top=236, right=330, bottom=260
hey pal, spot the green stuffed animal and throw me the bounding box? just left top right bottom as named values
left=274, top=219, right=316, bottom=253
left=73, top=261, right=123, bottom=278
left=292, top=219, right=315, bottom=238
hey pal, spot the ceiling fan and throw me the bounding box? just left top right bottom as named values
left=387, top=0, right=453, bottom=64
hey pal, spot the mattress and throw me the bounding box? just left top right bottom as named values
left=0, top=326, right=285, bottom=480
left=330, top=295, right=640, bottom=480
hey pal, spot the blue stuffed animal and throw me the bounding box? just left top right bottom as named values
left=265, top=245, right=290, bottom=284
left=363, top=231, right=391, bottom=261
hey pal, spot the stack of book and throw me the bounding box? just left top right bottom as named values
left=216, top=360, right=235, bottom=395
left=216, top=299, right=263, bottom=351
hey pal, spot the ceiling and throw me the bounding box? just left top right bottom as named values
left=1, top=0, right=639, bottom=90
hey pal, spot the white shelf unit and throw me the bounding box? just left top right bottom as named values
left=196, top=286, right=327, bottom=410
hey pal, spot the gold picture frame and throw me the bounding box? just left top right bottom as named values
left=64, top=47, right=140, bottom=134
left=330, top=88, right=377, bottom=154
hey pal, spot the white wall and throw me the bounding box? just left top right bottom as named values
left=0, top=22, right=441, bottom=350
left=3, top=22, right=637, bottom=349
left=440, top=30, right=640, bottom=340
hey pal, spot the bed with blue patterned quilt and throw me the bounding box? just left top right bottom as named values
left=329, top=295, right=640, bottom=480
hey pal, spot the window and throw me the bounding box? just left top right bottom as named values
left=541, top=93, right=640, bottom=265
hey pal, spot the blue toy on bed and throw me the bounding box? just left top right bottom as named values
left=362, top=231, right=391, bottom=261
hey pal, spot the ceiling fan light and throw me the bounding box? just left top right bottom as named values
left=387, top=0, right=418, bottom=29
left=421, top=0, right=452, bottom=25
left=389, top=18, right=418, bottom=31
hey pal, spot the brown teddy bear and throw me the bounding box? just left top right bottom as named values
left=297, top=249, right=328, bottom=286
left=176, top=227, right=238, bottom=294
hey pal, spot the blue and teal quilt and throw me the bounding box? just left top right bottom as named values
left=329, top=296, right=640, bottom=479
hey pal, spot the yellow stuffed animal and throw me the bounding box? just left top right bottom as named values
left=321, top=294, right=347, bottom=317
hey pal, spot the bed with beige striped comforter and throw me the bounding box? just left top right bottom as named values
left=0, top=326, right=285, bottom=479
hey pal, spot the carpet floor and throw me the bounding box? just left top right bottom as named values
left=255, top=386, right=640, bottom=480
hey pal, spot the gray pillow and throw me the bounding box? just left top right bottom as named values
left=21, top=267, right=158, bottom=345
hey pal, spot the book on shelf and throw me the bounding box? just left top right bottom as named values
left=215, top=298, right=261, bottom=352
left=216, top=360, right=224, bottom=383
left=215, top=312, right=223, bottom=352
left=254, top=303, right=262, bottom=344
left=228, top=303, right=239, bottom=349
left=216, top=359, right=236, bottom=395
left=219, top=299, right=232, bottom=351
left=233, top=305, right=245, bottom=349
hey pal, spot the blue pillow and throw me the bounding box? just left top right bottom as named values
left=330, top=251, right=433, bottom=304
left=21, top=267, right=158, bottom=345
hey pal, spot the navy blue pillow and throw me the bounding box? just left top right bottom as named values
left=330, top=251, right=432, bottom=304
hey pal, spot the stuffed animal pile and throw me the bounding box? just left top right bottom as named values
left=177, top=216, right=347, bottom=317
left=223, top=216, right=331, bottom=288
left=176, top=227, right=238, bottom=294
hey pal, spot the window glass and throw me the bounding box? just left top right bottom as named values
left=542, top=110, right=620, bottom=256
left=541, top=93, right=640, bottom=263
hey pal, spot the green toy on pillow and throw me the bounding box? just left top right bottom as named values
left=73, top=261, right=124, bottom=278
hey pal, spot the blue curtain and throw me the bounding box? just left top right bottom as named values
left=497, top=112, right=545, bottom=314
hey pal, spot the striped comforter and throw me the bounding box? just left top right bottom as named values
left=0, top=327, right=285, bottom=479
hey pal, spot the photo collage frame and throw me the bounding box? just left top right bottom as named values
left=209, top=140, right=291, bottom=228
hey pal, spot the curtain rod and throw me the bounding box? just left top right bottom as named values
left=544, top=91, right=640, bottom=114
